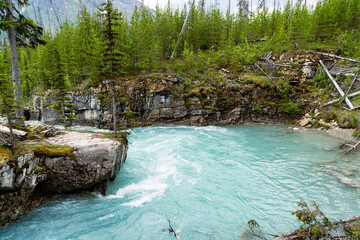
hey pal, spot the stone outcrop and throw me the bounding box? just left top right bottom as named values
left=0, top=131, right=128, bottom=226
left=30, top=73, right=309, bottom=128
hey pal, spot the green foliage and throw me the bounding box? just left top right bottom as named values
left=284, top=101, right=300, bottom=114
left=34, top=167, right=43, bottom=174
left=48, top=41, right=76, bottom=128
left=345, top=221, right=360, bottom=239
left=102, top=131, right=129, bottom=145
left=6, top=0, right=359, bottom=104
left=337, top=110, right=359, bottom=128
left=292, top=200, right=333, bottom=239
left=252, top=106, right=261, bottom=112
left=123, top=106, right=139, bottom=128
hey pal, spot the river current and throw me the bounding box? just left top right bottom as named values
left=1, top=125, right=360, bottom=239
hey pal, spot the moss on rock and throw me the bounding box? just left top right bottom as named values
left=33, top=143, right=77, bottom=162
left=0, top=146, right=12, bottom=164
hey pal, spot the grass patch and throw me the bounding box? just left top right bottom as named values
left=101, top=131, right=130, bottom=145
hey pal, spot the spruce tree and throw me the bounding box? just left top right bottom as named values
left=98, top=0, right=123, bottom=137
left=0, top=0, right=45, bottom=123
left=0, top=45, right=16, bottom=144
left=50, top=42, right=76, bottom=128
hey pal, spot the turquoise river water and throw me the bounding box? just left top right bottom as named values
left=1, top=125, right=360, bottom=239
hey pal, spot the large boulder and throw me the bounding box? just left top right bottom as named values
left=0, top=130, right=128, bottom=226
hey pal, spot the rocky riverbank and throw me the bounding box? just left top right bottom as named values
left=0, top=129, right=128, bottom=226
left=29, top=51, right=353, bottom=130
left=28, top=74, right=312, bottom=128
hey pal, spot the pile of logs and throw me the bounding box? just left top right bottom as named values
left=319, top=53, right=360, bottom=110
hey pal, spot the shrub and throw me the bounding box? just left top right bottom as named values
left=284, top=101, right=300, bottom=114
left=252, top=106, right=262, bottom=112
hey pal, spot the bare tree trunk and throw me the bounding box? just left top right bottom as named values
left=37, top=7, right=44, bottom=28
left=50, top=0, right=61, bottom=28
left=32, top=3, right=40, bottom=25
left=61, top=98, right=67, bottom=129
left=170, top=0, right=195, bottom=59
left=5, top=0, right=24, bottom=125
left=3, top=99, right=14, bottom=144
left=64, top=0, right=69, bottom=21
left=47, top=10, right=53, bottom=35
left=112, top=82, right=117, bottom=137
left=107, top=9, right=117, bottom=137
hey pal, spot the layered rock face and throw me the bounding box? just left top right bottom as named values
left=0, top=131, right=128, bottom=226
left=31, top=74, right=306, bottom=128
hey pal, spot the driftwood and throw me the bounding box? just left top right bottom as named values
left=323, top=89, right=360, bottom=106
left=339, top=140, right=360, bottom=157
left=339, top=137, right=357, bottom=149
left=163, top=216, right=178, bottom=239
left=319, top=60, right=354, bottom=110
left=0, top=126, right=27, bottom=138
left=255, top=63, right=282, bottom=91
left=261, top=51, right=273, bottom=61
left=339, top=73, right=358, bottom=106
left=345, top=74, right=358, bottom=97
left=221, top=68, right=231, bottom=73
left=323, top=74, right=358, bottom=107
left=277, top=216, right=360, bottom=239
left=317, top=52, right=360, bottom=63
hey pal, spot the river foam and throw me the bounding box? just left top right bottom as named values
left=2, top=125, right=360, bottom=240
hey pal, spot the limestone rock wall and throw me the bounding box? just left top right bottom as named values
left=0, top=132, right=128, bottom=226
left=30, top=74, right=306, bottom=128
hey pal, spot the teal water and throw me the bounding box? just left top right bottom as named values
left=1, top=125, right=360, bottom=239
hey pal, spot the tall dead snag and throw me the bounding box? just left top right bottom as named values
left=170, top=0, right=195, bottom=59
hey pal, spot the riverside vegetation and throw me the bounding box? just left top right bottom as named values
left=1, top=0, right=360, bottom=238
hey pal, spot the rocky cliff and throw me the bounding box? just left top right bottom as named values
left=0, top=131, right=128, bottom=226
left=30, top=71, right=313, bottom=128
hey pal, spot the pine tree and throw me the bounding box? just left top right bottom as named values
left=0, top=45, right=16, bottom=144
left=50, top=42, right=76, bottom=128
left=98, top=0, right=123, bottom=137
left=0, top=0, right=45, bottom=123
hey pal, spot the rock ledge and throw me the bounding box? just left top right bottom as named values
left=0, top=130, right=128, bottom=226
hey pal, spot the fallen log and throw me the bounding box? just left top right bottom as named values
left=339, top=137, right=357, bottom=149
left=340, top=140, right=360, bottom=157
left=277, top=216, right=360, bottom=239
left=317, top=52, right=360, bottom=63
left=319, top=60, right=354, bottom=110
left=323, top=89, right=360, bottom=106
left=0, top=126, right=28, bottom=138
left=255, top=63, right=282, bottom=91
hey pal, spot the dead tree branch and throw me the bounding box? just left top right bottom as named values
left=317, top=52, right=360, bottom=63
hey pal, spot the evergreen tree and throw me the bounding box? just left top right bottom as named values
left=98, top=0, right=123, bottom=136
left=0, top=45, right=16, bottom=144
left=0, top=0, right=45, bottom=123
left=50, top=42, right=76, bottom=128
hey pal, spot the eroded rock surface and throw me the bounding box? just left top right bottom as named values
left=0, top=131, right=127, bottom=226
